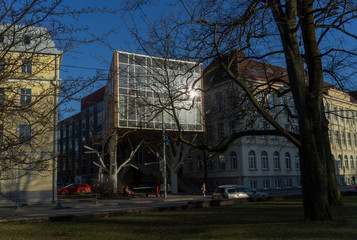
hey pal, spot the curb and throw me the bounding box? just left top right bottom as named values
left=0, top=197, right=258, bottom=224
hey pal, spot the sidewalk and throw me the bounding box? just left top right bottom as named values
left=0, top=194, right=210, bottom=224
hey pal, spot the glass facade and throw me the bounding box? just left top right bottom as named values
left=116, top=51, right=203, bottom=131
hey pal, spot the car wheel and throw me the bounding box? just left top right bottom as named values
left=81, top=190, right=86, bottom=193
left=60, top=191, right=66, bottom=195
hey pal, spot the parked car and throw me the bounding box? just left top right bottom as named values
left=212, top=185, right=268, bottom=200
left=57, top=184, right=91, bottom=195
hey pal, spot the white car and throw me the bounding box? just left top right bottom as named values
left=212, top=185, right=268, bottom=200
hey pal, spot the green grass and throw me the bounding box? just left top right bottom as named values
left=1, top=196, right=357, bottom=240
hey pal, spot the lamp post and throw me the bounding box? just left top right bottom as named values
left=162, top=110, right=167, bottom=200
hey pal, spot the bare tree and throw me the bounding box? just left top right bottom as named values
left=0, top=0, right=114, bottom=185
left=124, top=0, right=357, bottom=220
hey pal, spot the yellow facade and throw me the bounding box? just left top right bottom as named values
left=325, top=88, right=357, bottom=185
left=0, top=26, right=62, bottom=205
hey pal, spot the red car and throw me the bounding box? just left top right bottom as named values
left=57, top=184, right=91, bottom=195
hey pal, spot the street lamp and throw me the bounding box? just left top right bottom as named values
left=162, top=110, right=167, bottom=200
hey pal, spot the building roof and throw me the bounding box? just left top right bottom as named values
left=0, top=24, right=62, bottom=55
left=81, top=86, right=106, bottom=111
left=204, top=51, right=357, bottom=104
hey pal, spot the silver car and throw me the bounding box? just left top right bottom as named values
left=212, top=185, right=268, bottom=200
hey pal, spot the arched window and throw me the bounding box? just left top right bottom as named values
left=261, top=151, right=269, bottom=169
left=273, top=152, right=280, bottom=169
left=344, top=155, right=349, bottom=169
left=338, top=155, right=342, bottom=169
left=350, top=156, right=354, bottom=169
left=248, top=151, right=256, bottom=169
left=285, top=152, right=291, bottom=169
left=230, top=152, right=237, bottom=170
left=218, top=154, right=225, bottom=172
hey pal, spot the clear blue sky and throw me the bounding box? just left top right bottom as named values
left=58, top=0, right=159, bottom=118
left=57, top=0, right=357, bottom=119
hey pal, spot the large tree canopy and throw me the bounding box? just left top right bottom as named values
left=124, top=0, right=357, bottom=220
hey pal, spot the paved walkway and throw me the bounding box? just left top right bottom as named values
left=0, top=194, right=210, bottom=224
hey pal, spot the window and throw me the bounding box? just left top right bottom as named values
left=344, top=155, right=349, bottom=169
left=229, top=120, right=236, bottom=136
left=289, top=98, right=296, bottom=115
left=348, top=132, right=351, bottom=146
left=216, top=93, right=223, bottom=111
left=332, top=105, right=337, bottom=120
left=350, top=156, right=354, bottom=169
left=0, top=88, right=5, bottom=105
left=24, top=35, right=31, bottom=45
left=218, top=154, right=225, bottom=172
left=335, top=131, right=340, bottom=145
left=0, top=58, right=4, bottom=71
left=20, top=88, right=32, bottom=105
left=268, top=94, right=275, bottom=109
left=354, top=134, right=357, bottom=146
left=248, top=151, right=256, bottom=169
left=339, top=108, right=344, bottom=121
left=286, top=179, right=293, bottom=188
left=187, top=160, right=193, bottom=173
left=259, top=120, right=267, bottom=138
left=280, top=96, right=286, bottom=111
left=263, top=180, right=270, bottom=189
left=295, top=155, right=300, bottom=169
left=261, top=151, right=269, bottom=170
left=324, top=104, right=329, bottom=119
left=250, top=180, right=257, bottom=189
left=285, top=152, right=291, bottom=169
left=275, top=179, right=282, bottom=189
left=230, top=152, right=237, bottom=170
left=22, top=59, right=32, bottom=73
left=19, top=124, right=31, bottom=144
left=338, top=155, right=342, bottom=169
left=217, top=123, right=224, bottom=139
left=342, top=132, right=346, bottom=145
left=273, top=152, right=280, bottom=169
left=197, top=155, right=203, bottom=172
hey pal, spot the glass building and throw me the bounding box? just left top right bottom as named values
left=105, top=51, right=204, bottom=133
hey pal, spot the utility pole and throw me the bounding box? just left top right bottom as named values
left=162, top=110, right=167, bottom=199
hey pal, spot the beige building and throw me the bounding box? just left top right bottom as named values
left=182, top=55, right=356, bottom=192
left=0, top=24, right=62, bottom=204
left=325, top=87, right=357, bottom=185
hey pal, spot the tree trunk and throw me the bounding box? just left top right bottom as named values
left=322, top=115, right=342, bottom=206
left=299, top=99, right=331, bottom=220
left=269, top=0, right=333, bottom=220
left=171, top=172, right=178, bottom=193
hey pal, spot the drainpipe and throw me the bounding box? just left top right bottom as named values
left=52, top=54, right=59, bottom=203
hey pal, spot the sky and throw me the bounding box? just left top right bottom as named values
left=57, top=0, right=170, bottom=118
left=56, top=0, right=163, bottom=118
left=56, top=0, right=357, bottom=119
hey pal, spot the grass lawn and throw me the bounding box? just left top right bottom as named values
left=1, top=196, right=357, bottom=240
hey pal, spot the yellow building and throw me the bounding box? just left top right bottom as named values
left=325, top=86, right=357, bottom=185
left=0, top=24, right=62, bottom=204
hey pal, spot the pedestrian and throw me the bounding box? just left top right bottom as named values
left=201, top=182, right=206, bottom=197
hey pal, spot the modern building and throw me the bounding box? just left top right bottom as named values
left=57, top=51, right=204, bottom=193
left=57, top=87, right=105, bottom=185
left=0, top=24, right=62, bottom=204
left=182, top=54, right=357, bottom=192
